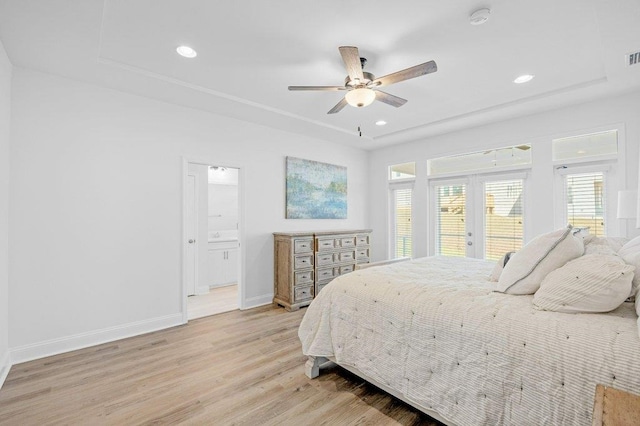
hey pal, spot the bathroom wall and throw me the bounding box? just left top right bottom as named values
left=208, top=167, right=239, bottom=234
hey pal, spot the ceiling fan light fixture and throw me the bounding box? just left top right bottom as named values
left=176, top=45, right=197, bottom=58
left=345, top=88, right=376, bottom=108
left=469, top=8, right=491, bottom=25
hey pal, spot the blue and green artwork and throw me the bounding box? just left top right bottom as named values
left=286, top=157, right=347, bottom=219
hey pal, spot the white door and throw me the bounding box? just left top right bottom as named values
left=431, top=175, right=526, bottom=260
left=186, top=174, right=198, bottom=296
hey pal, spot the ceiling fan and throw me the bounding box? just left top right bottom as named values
left=288, top=46, right=437, bottom=114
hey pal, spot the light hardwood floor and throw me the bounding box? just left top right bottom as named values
left=0, top=305, right=442, bottom=425
left=187, top=284, right=238, bottom=320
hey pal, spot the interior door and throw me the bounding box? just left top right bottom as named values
left=186, top=174, right=198, bottom=296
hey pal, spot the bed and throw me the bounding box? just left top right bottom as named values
left=298, top=256, right=640, bottom=425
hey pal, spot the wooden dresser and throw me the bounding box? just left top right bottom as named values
left=273, top=229, right=372, bottom=311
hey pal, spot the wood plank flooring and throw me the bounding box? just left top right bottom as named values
left=0, top=305, right=442, bottom=425
left=187, top=284, right=238, bottom=320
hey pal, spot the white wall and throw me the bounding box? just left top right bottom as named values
left=370, top=91, right=640, bottom=261
left=208, top=182, right=238, bottom=232
left=0, top=39, right=11, bottom=383
left=8, top=68, right=369, bottom=361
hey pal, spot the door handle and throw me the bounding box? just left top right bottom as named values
left=188, top=239, right=195, bottom=244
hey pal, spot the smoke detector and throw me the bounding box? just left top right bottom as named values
left=470, top=8, right=491, bottom=25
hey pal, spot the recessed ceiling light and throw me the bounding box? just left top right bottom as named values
left=577, top=150, right=587, bottom=154
left=514, top=74, right=534, bottom=84
left=176, top=45, right=197, bottom=58
left=375, top=120, right=387, bottom=126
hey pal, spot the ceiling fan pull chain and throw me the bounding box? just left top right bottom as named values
left=358, top=125, right=362, bottom=137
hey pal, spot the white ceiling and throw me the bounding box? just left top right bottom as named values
left=1, top=0, right=639, bottom=150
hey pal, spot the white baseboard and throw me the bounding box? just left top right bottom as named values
left=242, top=293, right=273, bottom=310
left=0, top=351, right=10, bottom=389
left=10, top=313, right=184, bottom=365
left=195, top=285, right=210, bottom=295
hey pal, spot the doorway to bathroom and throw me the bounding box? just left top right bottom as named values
left=184, top=161, right=241, bottom=320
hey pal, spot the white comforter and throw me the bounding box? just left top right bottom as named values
left=299, top=256, right=640, bottom=426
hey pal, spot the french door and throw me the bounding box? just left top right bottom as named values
left=389, top=183, right=413, bottom=259
left=430, top=173, right=526, bottom=260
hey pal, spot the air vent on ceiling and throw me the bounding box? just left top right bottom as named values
left=628, top=51, right=640, bottom=66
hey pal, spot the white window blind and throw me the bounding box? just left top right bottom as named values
left=393, top=188, right=412, bottom=258
left=484, top=179, right=524, bottom=260
left=435, top=184, right=466, bottom=257
left=565, top=172, right=606, bottom=236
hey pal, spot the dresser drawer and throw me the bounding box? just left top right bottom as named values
left=294, top=255, right=313, bottom=270
left=356, top=234, right=370, bottom=246
left=316, top=267, right=337, bottom=282
left=294, top=239, right=313, bottom=254
left=338, top=250, right=355, bottom=262
left=316, top=238, right=336, bottom=251
left=294, top=285, right=314, bottom=302
left=294, top=270, right=314, bottom=285
left=340, top=237, right=356, bottom=248
left=339, top=264, right=354, bottom=275
left=317, top=282, right=329, bottom=294
left=356, top=248, right=370, bottom=260
left=316, top=252, right=335, bottom=266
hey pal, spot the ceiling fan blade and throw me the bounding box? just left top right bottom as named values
left=339, top=46, right=364, bottom=82
left=372, top=60, right=437, bottom=87
left=288, top=86, right=346, bottom=91
left=375, top=90, right=408, bottom=108
left=327, top=97, right=348, bottom=114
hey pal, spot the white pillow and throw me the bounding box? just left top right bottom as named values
left=497, top=225, right=584, bottom=294
left=533, top=254, right=634, bottom=313
left=619, top=236, right=640, bottom=297
left=489, top=252, right=514, bottom=282
left=584, top=242, right=617, bottom=256
left=584, top=235, right=629, bottom=253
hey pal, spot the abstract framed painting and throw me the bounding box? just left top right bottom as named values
left=286, top=157, right=347, bottom=219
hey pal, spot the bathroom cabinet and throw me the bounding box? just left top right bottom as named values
left=207, top=241, right=238, bottom=287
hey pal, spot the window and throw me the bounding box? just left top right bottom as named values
left=552, top=130, right=617, bottom=162
left=484, top=179, right=524, bottom=260
left=553, top=128, right=621, bottom=237
left=434, top=184, right=467, bottom=257
left=563, top=172, right=606, bottom=236
left=428, top=144, right=531, bottom=176
left=389, top=162, right=416, bottom=180
left=391, top=188, right=412, bottom=258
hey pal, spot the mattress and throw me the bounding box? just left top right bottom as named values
left=298, top=256, right=640, bottom=425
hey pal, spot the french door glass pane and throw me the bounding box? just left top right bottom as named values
left=565, top=172, right=605, bottom=236
left=435, top=184, right=466, bottom=257
left=484, top=179, right=524, bottom=260
left=393, top=188, right=412, bottom=258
